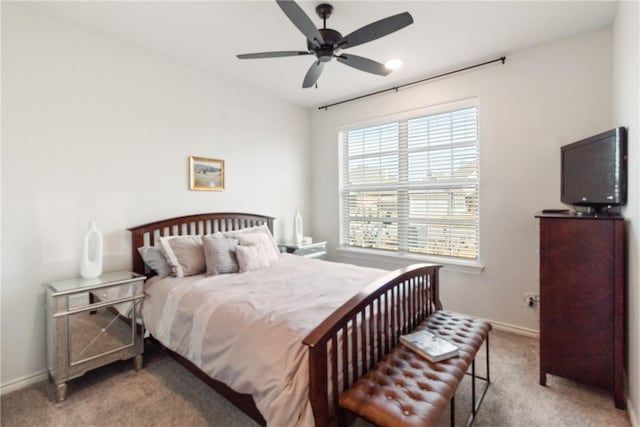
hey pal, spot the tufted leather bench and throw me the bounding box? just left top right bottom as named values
left=339, top=311, right=492, bottom=427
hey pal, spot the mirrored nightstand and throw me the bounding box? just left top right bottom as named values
left=43, top=271, right=145, bottom=402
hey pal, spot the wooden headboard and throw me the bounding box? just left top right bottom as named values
left=127, top=212, right=275, bottom=275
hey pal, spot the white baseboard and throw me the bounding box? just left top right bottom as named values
left=445, top=310, right=539, bottom=338
left=629, top=398, right=638, bottom=427
left=1, top=370, right=48, bottom=396
left=489, top=319, right=540, bottom=338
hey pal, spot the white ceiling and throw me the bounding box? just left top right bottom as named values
left=24, top=1, right=618, bottom=109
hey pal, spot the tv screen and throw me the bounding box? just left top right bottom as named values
left=561, top=127, right=627, bottom=211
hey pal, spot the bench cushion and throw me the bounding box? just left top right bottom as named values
left=339, top=311, right=491, bottom=427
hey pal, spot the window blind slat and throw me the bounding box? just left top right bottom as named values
left=342, top=104, right=479, bottom=260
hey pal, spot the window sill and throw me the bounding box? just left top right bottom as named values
left=335, top=246, right=485, bottom=275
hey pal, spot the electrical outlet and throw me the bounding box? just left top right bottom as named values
left=524, top=292, right=539, bottom=307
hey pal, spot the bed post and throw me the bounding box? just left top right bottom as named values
left=307, top=342, right=331, bottom=427
left=431, top=266, right=443, bottom=310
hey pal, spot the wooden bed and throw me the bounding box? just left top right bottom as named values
left=128, top=212, right=442, bottom=427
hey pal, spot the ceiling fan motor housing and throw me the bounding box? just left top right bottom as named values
left=308, top=28, right=342, bottom=61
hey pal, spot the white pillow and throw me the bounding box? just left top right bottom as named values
left=235, top=245, right=270, bottom=273
left=236, top=233, right=280, bottom=263
left=223, top=225, right=279, bottom=255
left=137, top=246, right=171, bottom=278
left=158, top=235, right=205, bottom=277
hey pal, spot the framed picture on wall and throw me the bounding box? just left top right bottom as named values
left=189, top=156, right=224, bottom=191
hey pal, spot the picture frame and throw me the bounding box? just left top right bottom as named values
left=189, top=156, right=224, bottom=191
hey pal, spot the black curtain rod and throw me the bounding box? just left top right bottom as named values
left=318, top=56, right=506, bottom=111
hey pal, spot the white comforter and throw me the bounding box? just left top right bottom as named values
left=142, top=254, right=385, bottom=427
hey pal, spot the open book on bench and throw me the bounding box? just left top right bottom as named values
left=400, top=329, right=459, bottom=362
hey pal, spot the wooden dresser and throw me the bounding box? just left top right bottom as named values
left=536, top=213, right=625, bottom=409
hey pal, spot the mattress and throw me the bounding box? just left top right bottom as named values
left=142, top=253, right=386, bottom=426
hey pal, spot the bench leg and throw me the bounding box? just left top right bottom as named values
left=451, top=395, right=455, bottom=427
left=486, top=334, right=491, bottom=383
left=464, top=334, right=491, bottom=427
left=472, top=359, right=476, bottom=416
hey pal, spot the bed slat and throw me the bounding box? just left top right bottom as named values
left=341, top=327, right=349, bottom=392
left=330, top=336, right=339, bottom=415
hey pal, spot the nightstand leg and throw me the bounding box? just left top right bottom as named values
left=56, top=382, right=67, bottom=402
left=134, top=355, right=143, bottom=371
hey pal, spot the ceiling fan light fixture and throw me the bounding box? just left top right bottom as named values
left=385, top=59, right=403, bottom=70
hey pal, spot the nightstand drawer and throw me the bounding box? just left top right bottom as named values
left=90, top=280, right=140, bottom=305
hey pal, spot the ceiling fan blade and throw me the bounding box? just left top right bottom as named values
left=237, top=51, right=311, bottom=59
left=337, top=12, right=413, bottom=49
left=337, top=54, right=391, bottom=76
left=302, top=60, right=325, bottom=88
left=276, top=0, right=325, bottom=48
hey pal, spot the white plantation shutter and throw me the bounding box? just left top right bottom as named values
left=341, top=103, right=479, bottom=260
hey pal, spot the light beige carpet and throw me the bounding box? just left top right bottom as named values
left=1, top=330, right=631, bottom=426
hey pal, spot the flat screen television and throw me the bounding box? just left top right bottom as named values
left=561, top=127, right=627, bottom=213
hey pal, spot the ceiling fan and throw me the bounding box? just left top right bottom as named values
left=236, top=1, right=414, bottom=88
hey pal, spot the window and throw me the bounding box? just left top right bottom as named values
left=340, top=101, right=479, bottom=261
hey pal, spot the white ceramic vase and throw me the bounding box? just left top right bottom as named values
left=81, top=221, right=103, bottom=279
left=294, top=211, right=303, bottom=244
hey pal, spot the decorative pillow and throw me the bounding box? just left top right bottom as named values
left=235, top=245, right=270, bottom=273
left=203, top=235, right=239, bottom=276
left=236, top=233, right=280, bottom=263
left=158, top=235, right=205, bottom=277
left=137, top=246, right=171, bottom=278
left=223, top=225, right=279, bottom=254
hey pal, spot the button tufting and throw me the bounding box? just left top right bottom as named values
left=339, top=311, right=491, bottom=427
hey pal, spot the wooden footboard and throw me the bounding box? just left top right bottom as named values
left=303, top=263, right=442, bottom=427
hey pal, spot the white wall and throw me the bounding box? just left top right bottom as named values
left=613, top=1, right=640, bottom=424
left=310, top=29, right=613, bottom=333
left=1, top=5, right=311, bottom=389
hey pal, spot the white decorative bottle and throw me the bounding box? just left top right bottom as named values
left=81, top=221, right=103, bottom=279
left=294, top=210, right=303, bottom=244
